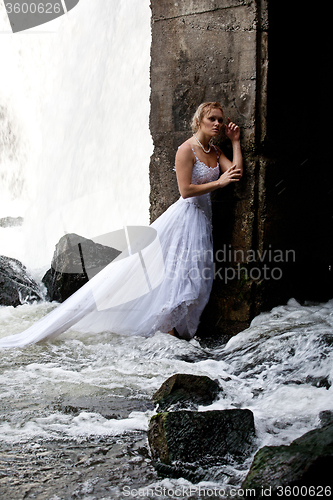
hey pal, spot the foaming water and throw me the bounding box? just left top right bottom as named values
left=0, top=298, right=332, bottom=497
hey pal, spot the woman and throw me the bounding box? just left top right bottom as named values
left=0, top=102, right=242, bottom=348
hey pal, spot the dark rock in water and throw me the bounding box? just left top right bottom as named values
left=148, top=409, right=256, bottom=466
left=153, top=461, right=207, bottom=483
left=319, top=410, right=333, bottom=427
left=305, top=374, right=331, bottom=390
left=0, top=216, right=23, bottom=227
left=42, top=266, right=88, bottom=303
left=242, top=422, right=333, bottom=498
left=58, top=395, right=154, bottom=420
left=42, top=233, right=121, bottom=302
left=0, top=255, right=44, bottom=306
left=152, top=373, right=222, bottom=411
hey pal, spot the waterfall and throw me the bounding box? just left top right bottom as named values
left=0, top=0, right=152, bottom=276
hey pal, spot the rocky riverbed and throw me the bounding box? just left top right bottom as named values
left=0, top=297, right=333, bottom=498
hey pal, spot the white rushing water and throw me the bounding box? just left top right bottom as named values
left=0, top=0, right=152, bottom=275
left=0, top=298, right=332, bottom=497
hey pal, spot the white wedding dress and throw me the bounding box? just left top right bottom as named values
left=0, top=148, right=220, bottom=348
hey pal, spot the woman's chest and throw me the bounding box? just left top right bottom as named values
left=191, top=161, right=220, bottom=185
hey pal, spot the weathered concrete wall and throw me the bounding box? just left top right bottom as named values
left=149, top=0, right=332, bottom=337
left=149, top=0, right=268, bottom=337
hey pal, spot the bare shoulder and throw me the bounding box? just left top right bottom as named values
left=176, top=140, right=194, bottom=163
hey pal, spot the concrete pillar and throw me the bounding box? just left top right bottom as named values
left=149, top=0, right=332, bottom=338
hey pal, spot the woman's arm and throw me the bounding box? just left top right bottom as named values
left=175, top=142, right=242, bottom=199
left=218, top=119, right=243, bottom=176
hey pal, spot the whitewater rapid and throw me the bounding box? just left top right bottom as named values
left=0, top=298, right=332, bottom=497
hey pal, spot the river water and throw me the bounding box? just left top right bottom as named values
left=0, top=298, right=332, bottom=498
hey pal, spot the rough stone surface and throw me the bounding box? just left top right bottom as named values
left=148, top=409, right=256, bottom=465
left=152, top=373, right=222, bottom=411
left=149, top=0, right=269, bottom=336
left=42, top=233, right=121, bottom=302
left=242, top=423, right=333, bottom=497
left=149, top=0, right=332, bottom=337
left=0, top=255, right=44, bottom=307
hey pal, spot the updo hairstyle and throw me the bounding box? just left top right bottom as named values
left=191, top=101, right=224, bottom=133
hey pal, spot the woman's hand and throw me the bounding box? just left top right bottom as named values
left=217, top=164, right=242, bottom=188
left=225, top=117, right=240, bottom=142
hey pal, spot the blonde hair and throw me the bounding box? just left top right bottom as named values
left=191, top=102, right=224, bottom=133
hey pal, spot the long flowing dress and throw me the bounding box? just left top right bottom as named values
left=0, top=147, right=220, bottom=348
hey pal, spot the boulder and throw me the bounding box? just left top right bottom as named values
left=148, top=409, right=256, bottom=466
left=42, top=233, right=121, bottom=302
left=152, top=373, right=222, bottom=411
left=0, top=255, right=44, bottom=306
left=242, top=422, right=333, bottom=498
left=319, top=410, right=333, bottom=427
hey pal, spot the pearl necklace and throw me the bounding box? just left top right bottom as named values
left=193, top=134, right=211, bottom=154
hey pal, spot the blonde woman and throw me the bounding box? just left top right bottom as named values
left=0, top=102, right=242, bottom=348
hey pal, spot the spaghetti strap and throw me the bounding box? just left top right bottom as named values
left=192, top=145, right=219, bottom=162
left=191, top=147, right=199, bottom=162
left=212, top=144, right=219, bottom=161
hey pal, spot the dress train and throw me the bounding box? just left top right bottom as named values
left=0, top=149, right=220, bottom=348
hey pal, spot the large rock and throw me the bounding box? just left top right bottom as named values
left=152, top=373, right=222, bottom=411
left=148, top=409, right=255, bottom=466
left=242, top=422, right=333, bottom=498
left=0, top=255, right=44, bottom=306
left=42, top=233, right=121, bottom=302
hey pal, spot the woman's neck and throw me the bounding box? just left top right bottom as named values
left=194, top=131, right=212, bottom=151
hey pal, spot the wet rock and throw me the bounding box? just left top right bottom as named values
left=42, top=233, right=121, bottom=302
left=0, top=255, right=44, bottom=306
left=0, top=216, right=23, bottom=227
left=242, top=422, right=333, bottom=498
left=152, top=373, right=222, bottom=411
left=305, top=374, right=331, bottom=390
left=319, top=410, right=333, bottom=427
left=58, top=395, right=154, bottom=420
left=153, top=461, right=207, bottom=483
left=148, top=409, right=256, bottom=466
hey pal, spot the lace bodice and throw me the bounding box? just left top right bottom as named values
left=177, top=146, right=220, bottom=226
left=190, top=146, right=220, bottom=185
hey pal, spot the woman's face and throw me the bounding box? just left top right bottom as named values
left=199, top=108, right=224, bottom=137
